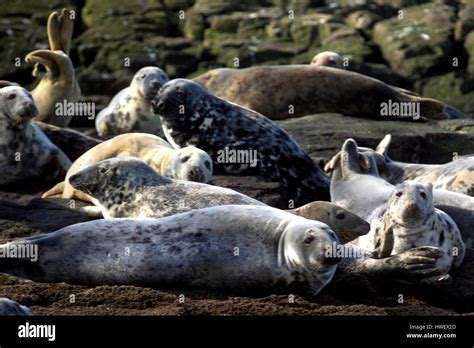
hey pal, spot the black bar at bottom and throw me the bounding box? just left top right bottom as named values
left=0, top=316, right=473, bottom=345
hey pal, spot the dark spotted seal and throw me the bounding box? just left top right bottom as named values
left=95, top=67, right=169, bottom=137
left=151, top=78, right=330, bottom=206
left=0, top=205, right=340, bottom=296
left=67, top=156, right=262, bottom=218
left=0, top=86, right=71, bottom=187
left=42, top=133, right=212, bottom=203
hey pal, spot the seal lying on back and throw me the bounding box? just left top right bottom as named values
left=354, top=181, right=465, bottom=280
left=0, top=86, right=71, bottom=187
left=364, top=134, right=474, bottom=196
left=193, top=65, right=463, bottom=120
left=0, top=205, right=340, bottom=296
left=67, top=157, right=261, bottom=218
left=67, top=157, right=368, bottom=242
left=95, top=67, right=169, bottom=137
left=326, top=138, right=474, bottom=248
left=42, top=133, right=212, bottom=203
left=151, top=79, right=330, bottom=206
left=0, top=298, right=32, bottom=316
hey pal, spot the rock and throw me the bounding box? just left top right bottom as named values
left=373, top=3, right=456, bottom=79
left=466, top=31, right=474, bottom=75
left=162, top=0, right=196, bottom=11
left=345, top=10, right=382, bottom=31
left=420, top=72, right=474, bottom=118
left=455, top=3, right=474, bottom=40
left=276, top=113, right=474, bottom=163
left=321, top=28, right=373, bottom=63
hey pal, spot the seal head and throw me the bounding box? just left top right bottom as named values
left=131, top=66, right=169, bottom=101
left=0, top=86, right=38, bottom=125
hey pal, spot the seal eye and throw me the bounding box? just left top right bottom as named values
left=176, top=87, right=184, bottom=98
left=420, top=191, right=427, bottom=199
left=141, top=74, right=146, bottom=79
left=335, top=212, right=345, bottom=220
left=181, top=155, right=190, bottom=163
left=304, top=235, right=315, bottom=244
left=204, top=161, right=211, bottom=170
left=99, top=166, right=109, bottom=174
left=7, top=93, right=16, bottom=100
left=395, top=192, right=403, bottom=197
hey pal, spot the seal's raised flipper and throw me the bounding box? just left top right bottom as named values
left=42, top=181, right=65, bottom=198
left=47, top=9, right=74, bottom=54
left=375, top=134, right=392, bottom=158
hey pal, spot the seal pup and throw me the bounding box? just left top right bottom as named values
left=310, top=51, right=345, bottom=69
left=327, top=138, right=474, bottom=248
left=151, top=79, right=330, bottom=206
left=26, top=9, right=80, bottom=127
left=67, top=157, right=262, bottom=218
left=193, top=65, right=463, bottom=120
left=0, top=298, right=32, bottom=316
left=42, top=133, right=212, bottom=203
left=0, top=86, right=71, bottom=187
left=368, top=134, right=474, bottom=196
left=95, top=67, right=169, bottom=137
left=354, top=181, right=465, bottom=281
left=0, top=205, right=340, bottom=296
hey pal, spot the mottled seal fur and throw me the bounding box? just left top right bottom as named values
left=354, top=181, right=465, bottom=280
left=193, top=65, right=463, bottom=120
left=366, top=134, right=474, bottom=196
left=95, top=67, right=169, bottom=137
left=42, top=133, right=212, bottom=202
left=151, top=78, right=330, bottom=206
left=0, top=298, right=32, bottom=316
left=311, top=51, right=345, bottom=69
left=67, top=157, right=261, bottom=218
left=327, top=138, right=474, bottom=248
left=27, top=9, right=80, bottom=127
left=0, top=86, right=71, bottom=187
left=0, top=205, right=340, bottom=296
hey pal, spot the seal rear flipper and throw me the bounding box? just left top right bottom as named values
left=444, top=105, right=465, bottom=120
left=42, top=181, right=65, bottom=198
left=418, top=98, right=461, bottom=120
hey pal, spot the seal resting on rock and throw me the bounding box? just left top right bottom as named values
left=42, top=133, right=213, bottom=203
left=152, top=78, right=330, bottom=206
left=26, top=9, right=80, bottom=127
left=66, top=157, right=261, bottom=218
left=354, top=181, right=465, bottom=281
left=365, top=134, right=474, bottom=197
left=0, top=205, right=340, bottom=296
left=193, top=65, right=463, bottom=120
left=95, top=67, right=169, bottom=137
left=0, top=86, right=71, bottom=187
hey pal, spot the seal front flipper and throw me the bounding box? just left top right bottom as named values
left=342, top=246, right=445, bottom=280
left=42, top=181, right=65, bottom=198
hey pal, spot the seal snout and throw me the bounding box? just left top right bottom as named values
left=19, top=102, right=38, bottom=119
left=151, top=99, right=165, bottom=113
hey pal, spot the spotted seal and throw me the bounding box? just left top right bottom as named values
left=95, top=67, right=169, bottom=137
left=326, top=138, right=474, bottom=248
left=0, top=86, right=71, bottom=187
left=26, top=9, right=80, bottom=127
left=0, top=205, right=340, bottom=296
left=151, top=78, right=330, bottom=206
left=310, top=51, right=345, bottom=69
left=0, top=298, right=32, bottom=316
left=42, top=133, right=212, bottom=203
left=354, top=181, right=465, bottom=281
left=366, top=134, right=474, bottom=196
left=193, top=65, right=463, bottom=120
left=67, top=156, right=261, bottom=218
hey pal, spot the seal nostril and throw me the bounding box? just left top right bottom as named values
left=157, top=101, right=165, bottom=110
